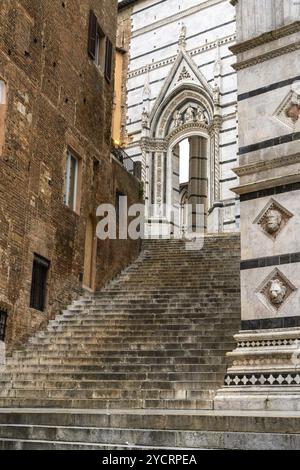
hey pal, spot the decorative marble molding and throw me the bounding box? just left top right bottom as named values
left=232, top=173, right=300, bottom=196
left=224, top=372, right=300, bottom=387
left=166, top=121, right=209, bottom=143
left=256, top=268, right=297, bottom=314
left=128, top=35, right=236, bottom=79
left=140, top=137, right=168, bottom=152
left=233, top=41, right=300, bottom=71
left=231, top=21, right=300, bottom=55
left=237, top=337, right=300, bottom=349
left=234, top=152, right=300, bottom=177
left=253, top=198, right=294, bottom=241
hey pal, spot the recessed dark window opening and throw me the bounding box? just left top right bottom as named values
left=30, top=254, right=50, bottom=312
left=0, top=309, right=7, bottom=342
left=116, top=191, right=125, bottom=224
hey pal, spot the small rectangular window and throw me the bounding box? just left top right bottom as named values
left=30, top=255, right=50, bottom=312
left=95, top=27, right=106, bottom=70
left=64, top=150, right=79, bottom=212
left=0, top=79, right=7, bottom=155
left=0, top=80, right=6, bottom=105
left=116, top=191, right=125, bottom=224
left=0, top=309, right=7, bottom=342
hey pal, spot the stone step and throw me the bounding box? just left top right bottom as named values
left=0, top=438, right=152, bottom=450
left=0, top=398, right=213, bottom=410
left=51, top=316, right=239, bottom=325
left=0, top=380, right=221, bottom=391
left=0, top=388, right=215, bottom=401
left=24, top=339, right=235, bottom=349
left=0, top=371, right=226, bottom=382
left=3, top=364, right=227, bottom=374
left=0, top=421, right=297, bottom=450
left=10, top=348, right=231, bottom=360
left=31, top=332, right=236, bottom=343
left=6, top=356, right=228, bottom=367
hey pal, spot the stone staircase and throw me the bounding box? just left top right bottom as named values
left=0, top=234, right=243, bottom=448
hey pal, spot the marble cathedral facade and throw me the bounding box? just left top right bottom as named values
left=117, top=0, right=239, bottom=236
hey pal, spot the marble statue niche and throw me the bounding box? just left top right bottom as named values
left=172, top=110, right=183, bottom=129
left=184, top=106, right=195, bottom=123
left=196, top=106, right=208, bottom=124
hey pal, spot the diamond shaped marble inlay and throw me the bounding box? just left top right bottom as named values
left=274, top=81, right=300, bottom=129
left=254, top=198, right=293, bottom=240
left=257, top=268, right=297, bottom=313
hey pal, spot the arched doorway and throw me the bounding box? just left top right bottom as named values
left=168, top=131, right=209, bottom=235
left=83, top=216, right=97, bottom=290
left=142, top=89, right=219, bottom=237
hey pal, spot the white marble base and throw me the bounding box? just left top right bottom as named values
left=215, top=327, right=300, bottom=411
left=214, top=388, right=300, bottom=412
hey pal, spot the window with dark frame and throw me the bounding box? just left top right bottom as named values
left=30, top=254, right=50, bottom=312
left=0, top=309, right=7, bottom=342
left=87, top=10, right=113, bottom=83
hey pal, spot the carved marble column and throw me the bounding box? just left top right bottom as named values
left=188, top=136, right=208, bottom=231
left=215, top=0, right=300, bottom=411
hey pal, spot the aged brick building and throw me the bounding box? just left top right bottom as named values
left=0, top=0, right=141, bottom=348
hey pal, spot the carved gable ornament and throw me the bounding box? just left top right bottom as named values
left=274, top=81, right=300, bottom=130
left=171, top=62, right=197, bottom=90
left=256, top=268, right=297, bottom=314
left=177, top=66, right=193, bottom=83
left=253, top=198, right=293, bottom=240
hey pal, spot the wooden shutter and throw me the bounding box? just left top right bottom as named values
left=88, top=10, right=97, bottom=60
left=105, top=37, right=113, bottom=83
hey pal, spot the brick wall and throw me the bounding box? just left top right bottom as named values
left=0, top=0, right=141, bottom=348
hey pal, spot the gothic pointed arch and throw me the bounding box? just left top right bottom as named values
left=141, top=26, right=222, bottom=238
left=149, top=46, right=214, bottom=129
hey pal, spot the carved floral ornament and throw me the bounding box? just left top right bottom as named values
left=256, top=268, right=296, bottom=314
left=254, top=198, right=293, bottom=240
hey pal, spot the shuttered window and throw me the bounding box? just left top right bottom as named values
left=87, top=10, right=113, bottom=83
left=0, top=309, right=7, bottom=341
left=88, top=10, right=97, bottom=60
left=105, top=38, right=113, bottom=83
left=30, top=255, right=50, bottom=312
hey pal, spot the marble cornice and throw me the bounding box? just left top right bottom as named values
left=234, top=153, right=300, bottom=177
left=233, top=40, right=300, bottom=71
left=230, top=21, right=300, bottom=55
left=232, top=172, right=300, bottom=195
